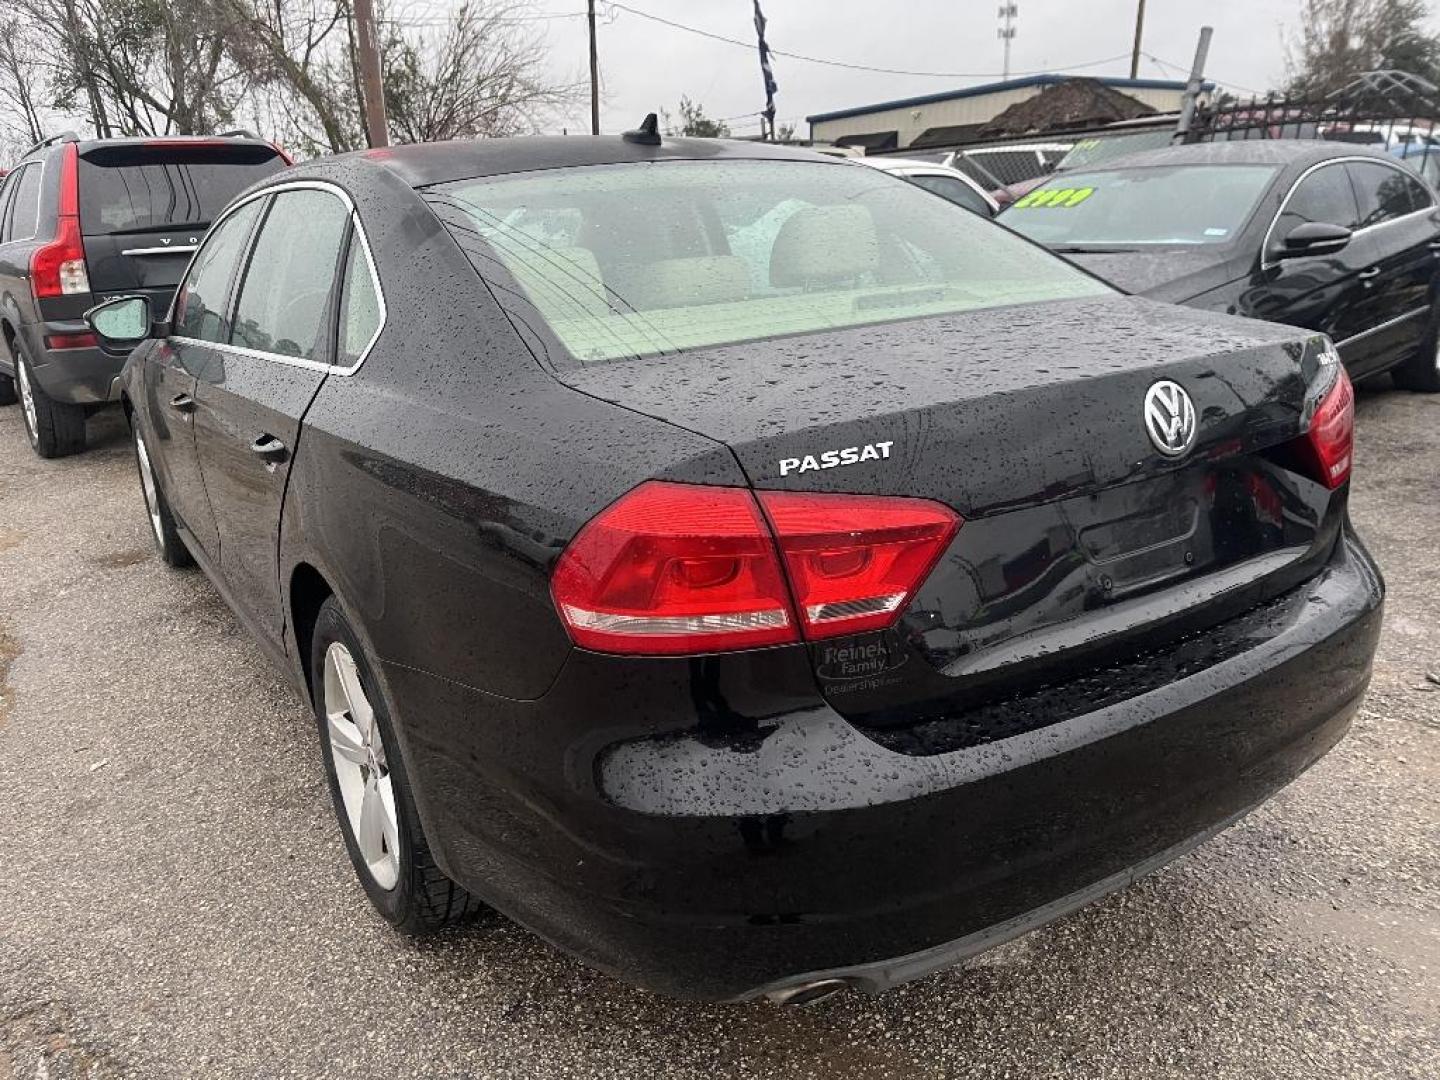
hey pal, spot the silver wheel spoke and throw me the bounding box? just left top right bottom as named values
left=321, top=640, right=400, bottom=892
left=327, top=712, right=369, bottom=766
left=134, top=433, right=164, bottom=545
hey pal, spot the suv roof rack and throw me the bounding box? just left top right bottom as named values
left=20, top=131, right=80, bottom=160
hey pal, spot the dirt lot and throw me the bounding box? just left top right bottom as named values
left=0, top=383, right=1436, bottom=1080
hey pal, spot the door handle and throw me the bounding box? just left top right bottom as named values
left=1358, top=267, right=1381, bottom=282
left=169, top=393, right=195, bottom=412
left=250, top=434, right=289, bottom=465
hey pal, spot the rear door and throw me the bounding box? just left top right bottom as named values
left=77, top=142, right=286, bottom=311
left=0, top=163, right=39, bottom=376
left=1342, top=159, right=1440, bottom=374
left=191, top=185, right=352, bottom=648
left=147, top=196, right=268, bottom=559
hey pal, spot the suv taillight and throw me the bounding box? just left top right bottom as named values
left=550, top=481, right=960, bottom=655
left=30, top=143, right=89, bottom=299
left=1295, top=365, right=1355, bottom=490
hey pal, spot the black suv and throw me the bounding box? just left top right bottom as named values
left=0, top=133, right=288, bottom=457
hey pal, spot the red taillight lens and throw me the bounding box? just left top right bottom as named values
left=551, top=481, right=961, bottom=655
left=1297, top=366, right=1354, bottom=489
left=759, top=491, right=961, bottom=639
left=30, top=145, right=88, bottom=299
left=550, top=481, right=796, bottom=654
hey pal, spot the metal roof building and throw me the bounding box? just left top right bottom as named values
left=806, top=75, right=1199, bottom=151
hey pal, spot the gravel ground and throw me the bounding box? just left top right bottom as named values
left=0, top=383, right=1436, bottom=1080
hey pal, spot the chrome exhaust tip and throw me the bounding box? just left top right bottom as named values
left=764, top=978, right=850, bottom=1007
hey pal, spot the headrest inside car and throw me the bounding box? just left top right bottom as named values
left=770, top=205, right=879, bottom=288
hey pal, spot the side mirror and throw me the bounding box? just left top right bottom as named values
left=1276, top=221, right=1352, bottom=260
left=84, top=295, right=157, bottom=352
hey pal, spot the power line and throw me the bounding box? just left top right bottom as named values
left=605, top=2, right=1131, bottom=81
left=1144, top=52, right=1266, bottom=97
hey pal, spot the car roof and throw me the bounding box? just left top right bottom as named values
left=1078, top=140, right=1401, bottom=171
left=856, top=156, right=951, bottom=172
left=340, top=135, right=842, bottom=189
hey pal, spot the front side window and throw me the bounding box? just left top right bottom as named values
left=428, top=159, right=1109, bottom=366
left=231, top=189, right=349, bottom=360
left=1274, top=164, right=1360, bottom=241
left=1003, top=164, right=1279, bottom=249
left=1348, top=161, right=1433, bottom=228
left=173, top=199, right=264, bottom=342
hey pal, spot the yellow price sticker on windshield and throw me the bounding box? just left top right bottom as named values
left=1013, top=186, right=1095, bottom=209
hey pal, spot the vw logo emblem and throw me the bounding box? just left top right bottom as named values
left=1144, top=380, right=1197, bottom=457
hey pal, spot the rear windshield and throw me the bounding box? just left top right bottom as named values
left=79, top=146, right=286, bottom=235
left=427, top=159, right=1110, bottom=366
left=1002, top=164, right=1278, bottom=249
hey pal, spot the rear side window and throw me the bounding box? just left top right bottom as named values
left=231, top=189, right=349, bottom=360
left=78, top=145, right=285, bottom=235
left=1348, top=161, right=1433, bottom=228
left=173, top=199, right=264, bottom=342
left=335, top=236, right=383, bottom=368
left=1275, top=164, right=1360, bottom=238
left=907, top=173, right=991, bottom=216
left=4, top=164, right=42, bottom=243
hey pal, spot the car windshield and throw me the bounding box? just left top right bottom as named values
left=427, top=159, right=1110, bottom=366
left=1002, top=164, right=1279, bottom=248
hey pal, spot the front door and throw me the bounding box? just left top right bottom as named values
left=1240, top=160, right=1376, bottom=352
left=1341, top=159, right=1440, bottom=375
left=191, top=186, right=351, bottom=649
left=142, top=198, right=266, bottom=559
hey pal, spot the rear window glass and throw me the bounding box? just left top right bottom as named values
left=427, top=159, right=1110, bottom=366
left=1002, top=164, right=1278, bottom=248
left=79, top=146, right=285, bottom=235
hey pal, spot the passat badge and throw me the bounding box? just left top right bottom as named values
left=1143, top=380, right=1197, bottom=457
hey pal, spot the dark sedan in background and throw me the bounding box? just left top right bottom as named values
left=86, top=133, right=1381, bottom=1003
left=1001, top=141, right=1440, bottom=392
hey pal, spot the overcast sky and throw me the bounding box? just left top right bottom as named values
left=530, top=0, right=1440, bottom=136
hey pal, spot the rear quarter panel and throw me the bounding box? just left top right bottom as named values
left=277, top=162, right=745, bottom=702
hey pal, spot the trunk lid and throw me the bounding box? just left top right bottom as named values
left=77, top=142, right=286, bottom=310
left=558, top=295, right=1340, bottom=747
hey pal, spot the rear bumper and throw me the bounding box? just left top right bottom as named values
left=22, top=321, right=124, bottom=404
left=386, top=527, right=1382, bottom=1000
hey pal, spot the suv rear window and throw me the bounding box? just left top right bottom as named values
left=78, top=144, right=285, bottom=235
left=428, top=159, right=1110, bottom=366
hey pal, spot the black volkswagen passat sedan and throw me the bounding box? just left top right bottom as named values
left=85, top=133, right=1383, bottom=1004
left=1001, top=141, right=1440, bottom=392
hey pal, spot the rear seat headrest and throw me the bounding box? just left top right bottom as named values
left=769, top=204, right=879, bottom=288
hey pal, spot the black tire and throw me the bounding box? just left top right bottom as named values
left=0, top=372, right=16, bottom=406
left=1393, top=307, right=1440, bottom=393
left=132, top=422, right=193, bottom=568
left=14, top=344, right=86, bottom=457
left=310, top=596, right=486, bottom=934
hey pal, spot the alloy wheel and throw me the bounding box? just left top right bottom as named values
left=323, top=641, right=400, bottom=890
left=133, top=431, right=165, bottom=548
left=16, top=360, right=37, bottom=443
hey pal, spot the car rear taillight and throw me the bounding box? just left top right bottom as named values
left=1295, top=365, right=1354, bottom=490
left=30, top=144, right=89, bottom=299
left=550, top=482, right=797, bottom=654
left=551, top=481, right=961, bottom=655
left=758, top=490, right=961, bottom=640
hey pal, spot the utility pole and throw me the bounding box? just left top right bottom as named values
left=588, top=0, right=600, bottom=135
left=353, top=0, right=389, bottom=147
left=997, top=3, right=1018, bottom=80
left=1174, top=25, right=1213, bottom=143
left=1129, top=0, right=1146, bottom=80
